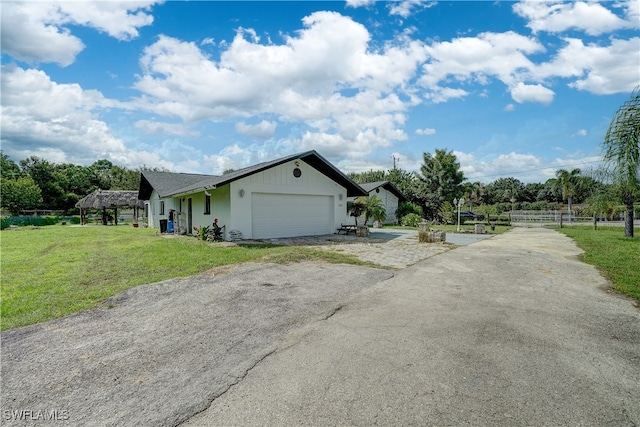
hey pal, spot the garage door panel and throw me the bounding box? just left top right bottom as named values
left=252, top=193, right=333, bottom=239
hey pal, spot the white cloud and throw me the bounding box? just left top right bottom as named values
left=345, top=0, right=376, bottom=8
left=388, top=0, right=437, bottom=19
left=504, top=104, right=515, bottom=112
left=134, top=11, right=426, bottom=158
left=510, top=82, right=555, bottom=105
left=572, top=129, right=587, bottom=137
left=424, top=86, right=469, bottom=104
left=533, top=37, right=640, bottom=95
left=0, top=1, right=158, bottom=66
left=0, top=3, right=84, bottom=66
left=235, top=120, right=277, bottom=138
left=513, top=0, right=635, bottom=36
left=419, top=31, right=545, bottom=102
left=135, top=120, right=200, bottom=137
left=415, top=128, right=436, bottom=135
left=0, top=65, right=172, bottom=169
left=457, top=151, right=544, bottom=183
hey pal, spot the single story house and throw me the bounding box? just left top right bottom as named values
left=137, top=150, right=367, bottom=239
left=355, top=181, right=407, bottom=224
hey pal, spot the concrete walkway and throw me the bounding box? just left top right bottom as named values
left=185, top=228, right=640, bottom=426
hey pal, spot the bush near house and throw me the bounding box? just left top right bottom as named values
left=400, top=213, right=422, bottom=228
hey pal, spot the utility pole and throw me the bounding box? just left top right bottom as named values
left=392, top=155, right=399, bottom=169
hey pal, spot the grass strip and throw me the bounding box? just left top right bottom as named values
left=558, top=226, right=639, bottom=302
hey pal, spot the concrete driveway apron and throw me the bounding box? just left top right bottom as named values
left=185, top=227, right=640, bottom=426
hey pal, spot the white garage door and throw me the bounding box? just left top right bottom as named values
left=252, top=193, right=334, bottom=239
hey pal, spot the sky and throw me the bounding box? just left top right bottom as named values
left=1, top=0, right=638, bottom=184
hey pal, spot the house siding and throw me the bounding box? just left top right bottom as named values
left=228, top=159, right=348, bottom=239
left=376, top=187, right=399, bottom=224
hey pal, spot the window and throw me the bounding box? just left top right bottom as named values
left=204, top=194, right=211, bottom=214
left=160, top=201, right=165, bottom=215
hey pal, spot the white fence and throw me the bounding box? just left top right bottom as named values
left=510, top=210, right=596, bottom=228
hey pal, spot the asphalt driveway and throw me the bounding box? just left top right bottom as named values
left=2, top=228, right=639, bottom=426
left=1, top=263, right=393, bottom=426
left=186, top=228, right=640, bottom=426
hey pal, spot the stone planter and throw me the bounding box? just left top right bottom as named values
left=419, top=229, right=446, bottom=243
left=356, top=225, right=369, bottom=237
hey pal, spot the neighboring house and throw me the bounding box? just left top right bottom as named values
left=137, top=150, right=367, bottom=239
left=355, top=181, right=407, bottom=225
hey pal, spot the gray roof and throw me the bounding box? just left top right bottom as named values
left=359, top=181, right=407, bottom=202
left=138, top=150, right=367, bottom=200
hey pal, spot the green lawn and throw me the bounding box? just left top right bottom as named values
left=0, top=225, right=369, bottom=331
left=558, top=227, right=639, bottom=302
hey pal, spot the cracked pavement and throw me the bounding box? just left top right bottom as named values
left=1, top=263, right=393, bottom=426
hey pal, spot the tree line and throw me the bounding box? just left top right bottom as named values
left=0, top=153, right=143, bottom=215
left=348, top=149, right=617, bottom=222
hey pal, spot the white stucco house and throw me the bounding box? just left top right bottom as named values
left=137, top=150, right=367, bottom=240
left=356, top=181, right=407, bottom=224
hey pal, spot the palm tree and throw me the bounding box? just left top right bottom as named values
left=552, top=168, right=581, bottom=221
left=347, top=199, right=366, bottom=226
left=359, top=195, right=386, bottom=226
left=603, top=86, right=640, bottom=238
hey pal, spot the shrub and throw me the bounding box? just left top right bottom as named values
left=396, top=202, right=423, bottom=222
left=400, top=213, right=422, bottom=228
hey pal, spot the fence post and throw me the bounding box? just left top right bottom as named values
left=593, top=214, right=597, bottom=230
left=559, top=213, right=563, bottom=228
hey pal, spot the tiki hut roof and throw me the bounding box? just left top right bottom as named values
left=75, top=189, right=145, bottom=209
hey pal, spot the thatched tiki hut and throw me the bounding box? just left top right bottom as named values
left=76, top=189, right=145, bottom=226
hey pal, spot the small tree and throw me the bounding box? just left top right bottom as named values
left=0, top=176, right=43, bottom=215
left=438, top=201, right=454, bottom=224
left=347, top=199, right=366, bottom=226
left=361, top=195, right=385, bottom=225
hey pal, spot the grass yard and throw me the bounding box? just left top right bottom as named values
left=0, top=225, right=369, bottom=331
left=558, top=226, right=639, bottom=302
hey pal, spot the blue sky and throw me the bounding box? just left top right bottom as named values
left=1, top=1, right=638, bottom=184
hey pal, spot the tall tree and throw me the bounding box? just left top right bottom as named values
left=1, top=151, right=22, bottom=180
left=348, top=170, right=387, bottom=184
left=417, top=148, right=465, bottom=220
left=603, top=86, right=640, bottom=238
left=484, top=177, right=524, bottom=205
left=19, top=156, right=65, bottom=210
left=552, top=168, right=581, bottom=218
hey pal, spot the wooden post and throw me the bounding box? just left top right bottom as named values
left=559, top=213, right=563, bottom=229
left=593, top=214, right=597, bottom=230
left=114, top=206, right=118, bottom=226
